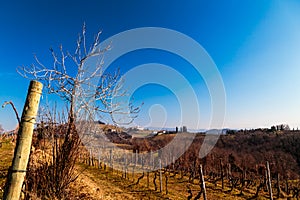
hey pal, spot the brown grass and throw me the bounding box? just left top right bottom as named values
left=0, top=139, right=14, bottom=199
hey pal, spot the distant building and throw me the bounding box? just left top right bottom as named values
left=275, top=124, right=290, bottom=131
left=137, top=126, right=144, bottom=131
left=178, top=126, right=187, bottom=132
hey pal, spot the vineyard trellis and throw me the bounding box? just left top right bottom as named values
left=77, top=136, right=300, bottom=199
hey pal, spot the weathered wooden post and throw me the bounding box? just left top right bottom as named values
left=132, top=150, right=137, bottom=181
left=200, top=164, right=207, bottom=200
left=98, top=149, right=101, bottom=169
left=88, top=148, right=92, bottom=166
left=150, top=151, right=153, bottom=169
left=220, top=159, right=224, bottom=189
left=159, top=159, right=163, bottom=193
left=228, top=163, right=231, bottom=178
left=109, top=148, right=112, bottom=170
left=165, top=172, right=168, bottom=195
left=277, top=172, right=281, bottom=198
left=266, top=161, right=273, bottom=200
left=147, top=171, right=150, bottom=188
left=4, top=80, right=43, bottom=200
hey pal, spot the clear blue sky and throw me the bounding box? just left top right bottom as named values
left=0, top=0, right=300, bottom=131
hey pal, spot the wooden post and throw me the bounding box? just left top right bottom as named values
left=89, top=149, right=92, bottom=166
left=153, top=172, right=157, bottom=191
left=265, top=170, right=268, bottom=191
left=165, top=173, right=168, bottom=195
left=277, top=173, right=281, bottom=198
left=150, top=151, right=153, bottom=169
left=285, top=178, right=289, bottom=195
left=266, top=161, right=273, bottom=200
left=228, top=163, right=231, bottom=177
left=124, top=154, right=127, bottom=179
left=220, top=159, right=224, bottom=189
left=109, top=148, right=112, bottom=169
left=91, top=149, right=94, bottom=167
left=135, top=150, right=137, bottom=166
left=147, top=171, right=149, bottom=188
left=98, top=149, right=101, bottom=169
left=172, top=156, right=175, bottom=172
left=4, top=80, right=43, bottom=200
left=132, top=150, right=137, bottom=181
left=200, top=164, right=207, bottom=200
left=159, top=159, right=163, bottom=193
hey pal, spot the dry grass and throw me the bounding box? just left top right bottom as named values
left=73, top=159, right=300, bottom=200
left=0, top=137, right=299, bottom=199
left=72, top=164, right=168, bottom=199
left=0, top=138, right=14, bottom=199
left=71, top=163, right=246, bottom=199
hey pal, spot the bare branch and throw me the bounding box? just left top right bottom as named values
left=18, top=24, right=141, bottom=126
left=2, top=101, right=21, bottom=124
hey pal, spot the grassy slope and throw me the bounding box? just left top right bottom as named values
left=0, top=139, right=14, bottom=198
left=73, top=163, right=272, bottom=200
left=72, top=164, right=168, bottom=199
left=0, top=136, right=298, bottom=199
left=74, top=162, right=300, bottom=199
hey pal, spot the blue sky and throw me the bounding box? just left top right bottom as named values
left=0, top=0, right=300, bottom=130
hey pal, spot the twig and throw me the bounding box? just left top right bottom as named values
left=2, top=101, right=21, bottom=124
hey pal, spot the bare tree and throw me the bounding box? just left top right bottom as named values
left=16, top=24, right=141, bottom=199
left=18, top=24, right=140, bottom=126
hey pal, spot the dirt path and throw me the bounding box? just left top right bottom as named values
left=71, top=165, right=168, bottom=200
left=71, top=165, right=254, bottom=200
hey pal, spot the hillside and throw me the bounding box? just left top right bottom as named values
left=1, top=130, right=300, bottom=199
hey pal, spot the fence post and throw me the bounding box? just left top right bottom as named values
left=220, top=159, right=224, bottom=189
left=200, top=164, right=207, bottom=200
left=266, top=161, right=273, bottom=200
left=159, top=159, right=163, bottom=193
left=98, top=149, right=101, bottom=169
left=109, top=148, right=112, bottom=169
left=3, top=80, right=43, bottom=200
